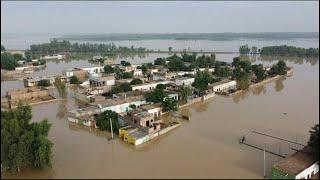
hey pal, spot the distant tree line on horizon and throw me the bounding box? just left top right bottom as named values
left=59, top=32, right=319, bottom=41
left=26, top=39, right=149, bottom=58
left=239, top=44, right=319, bottom=58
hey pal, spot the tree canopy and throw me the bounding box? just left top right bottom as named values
left=1, top=102, right=53, bottom=173
left=95, top=110, right=120, bottom=133
left=1, top=53, right=19, bottom=70
left=308, top=124, right=319, bottom=161
left=260, top=45, right=319, bottom=58
left=70, top=75, right=81, bottom=84
left=130, top=78, right=143, bottom=85
left=162, top=98, right=179, bottom=112
left=192, top=70, right=214, bottom=93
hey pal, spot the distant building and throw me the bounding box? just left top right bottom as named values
left=153, top=72, right=176, bottom=81
left=42, top=54, right=65, bottom=60
left=133, top=69, right=143, bottom=77
left=131, top=81, right=171, bottom=91
left=208, top=79, right=237, bottom=93
left=140, top=103, right=162, bottom=117
left=270, top=147, right=319, bottom=179
left=89, top=73, right=115, bottom=87
left=23, top=75, right=66, bottom=87
left=175, top=77, right=195, bottom=86
left=81, top=66, right=104, bottom=74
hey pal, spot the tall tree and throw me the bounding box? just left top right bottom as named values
left=95, top=110, right=119, bottom=132
left=179, top=86, right=192, bottom=103
left=308, top=124, right=319, bottom=161
left=162, top=98, right=179, bottom=112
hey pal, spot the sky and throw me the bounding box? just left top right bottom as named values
left=1, top=1, right=319, bottom=34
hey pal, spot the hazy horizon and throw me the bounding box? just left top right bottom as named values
left=1, top=1, right=319, bottom=34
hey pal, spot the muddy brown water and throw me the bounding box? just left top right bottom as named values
left=1, top=55, right=318, bottom=178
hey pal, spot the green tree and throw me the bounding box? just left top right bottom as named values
left=13, top=54, right=23, bottom=61
left=308, top=124, right=319, bottom=161
left=1, top=45, right=5, bottom=51
left=168, top=58, right=188, bottom=72
left=162, top=98, right=179, bottom=112
left=179, top=86, right=192, bottom=103
left=168, top=47, right=173, bottom=52
left=1, top=102, right=53, bottom=173
left=95, top=110, right=119, bottom=132
left=239, top=45, right=250, bottom=55
left=119, top=82, right=132, bottom=92
left=269, top=60, right=287, bottom=76
left=146, top=88, right=167, bottom=103
left=215, top=66, right=232, bottom=77
left=70, top=76, right=80, bottom=84
left=236, top=71, right=251, bottom=90
left=1, top=52, right=19, bottom=70
left=54, top=77, right=67, bottom=98
left=120, top=60, right=131, bottom=66
left=154, top=58, right=166, bottom=66
left=130, top=78, right=143, bottom=85
left=129, top=104, right=136, bottom=110
left=193, top=70, right=213, bottom=93
left=252, top=64, right=267, bottom=82
left=104, top=65, right=114, bottom=74
left=122, top=72, right=133, bottom=79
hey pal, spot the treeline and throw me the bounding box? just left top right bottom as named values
left=1, top=52, right=22, bottom=70
left=260, top=45, right=319, bottom=58
left=154, top=53, right=217, bottom=72
left=1, top=102, right=53, bottom=173
left=28, top=39, right=149, bottom=57
left=60, top=32, right=319, bottom=41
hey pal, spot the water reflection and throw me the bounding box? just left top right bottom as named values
left=56, top=100, right=67, bottom=119
left=232, top=91, right=250, bottom=104
left=251, top=85, right=267, bottom=96
left=274, top=77, right=285, bottom=92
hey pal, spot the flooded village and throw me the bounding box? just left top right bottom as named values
left=1, top=1, right=319, bottom=179
left=1, top=39, right=319, bottom=178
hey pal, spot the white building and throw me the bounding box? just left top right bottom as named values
left=175, top=77, right=195, bottom=86
left=81, top=66, right=104, bottom=74
left=209, top=79, right=237, bottom=92
left=133, top=69, right=143, bottom=77
left=140, top=104, right=162, bottom=117
left=42, top=54, right=65, bottom=60
left=89, top=73, right=115, bottom=87
left=132, top=81, right=171, bottom=91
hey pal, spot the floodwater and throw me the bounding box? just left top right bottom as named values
left=1, top=38, right=319, bottom=178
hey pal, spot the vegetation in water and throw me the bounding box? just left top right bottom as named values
left=260, top=45, right=319, bottom=58
left=95, top=110, right=119, bottom=133
left=1, top=102, right=53, bottom=173
left=308, top=124, right=319, bottom=161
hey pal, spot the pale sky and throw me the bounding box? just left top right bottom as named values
left=1, top=1, right=319, bottom=34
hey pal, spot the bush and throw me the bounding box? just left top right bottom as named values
left=70, top=76, right=81, bottom=84
left=130, top=78, right=143, bottom=85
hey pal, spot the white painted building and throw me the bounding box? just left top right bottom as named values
left=132, top=81, right=171, bottom=91
left=133, top=69, right=143, bottom=77
left=81, top=66, right=104, bottom=74
left=209, top=79, right=237, bottom=92
left=175, top=77, right=195, bottom=86
left=89, top=73, right=115, bottom=87
left=42, top=54, right=65, bottom=60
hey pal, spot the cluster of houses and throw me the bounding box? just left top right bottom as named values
left=61, top=59, right=238, bottom=146
left=3, top=53, right=239, bottom=146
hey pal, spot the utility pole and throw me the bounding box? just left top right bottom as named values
left=109, top=118, right=114, bottom=139
left=263, top=143, right=266, bottom=178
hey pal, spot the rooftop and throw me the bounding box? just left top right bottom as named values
left=140, top=103, right=162, bottom=111
left=274, top=147, right=318, bottom=176
left=133, top=111, right=153, bottom=119
left=209, top=79, right=235, bottom=87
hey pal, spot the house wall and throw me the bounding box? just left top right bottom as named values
left=175, top=78, right=195, bottom=86
left=8, top=89, right=50, bottom=102
left=295, top=162, right=319, bottom=179
left=213, top=81, right=237, bottom=92
left=132, top=81, right=170, bottom=91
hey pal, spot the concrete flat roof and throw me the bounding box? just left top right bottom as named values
left=209, top=79, right=235, bottom=87
left=274, top=147, right=317, bottom=176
